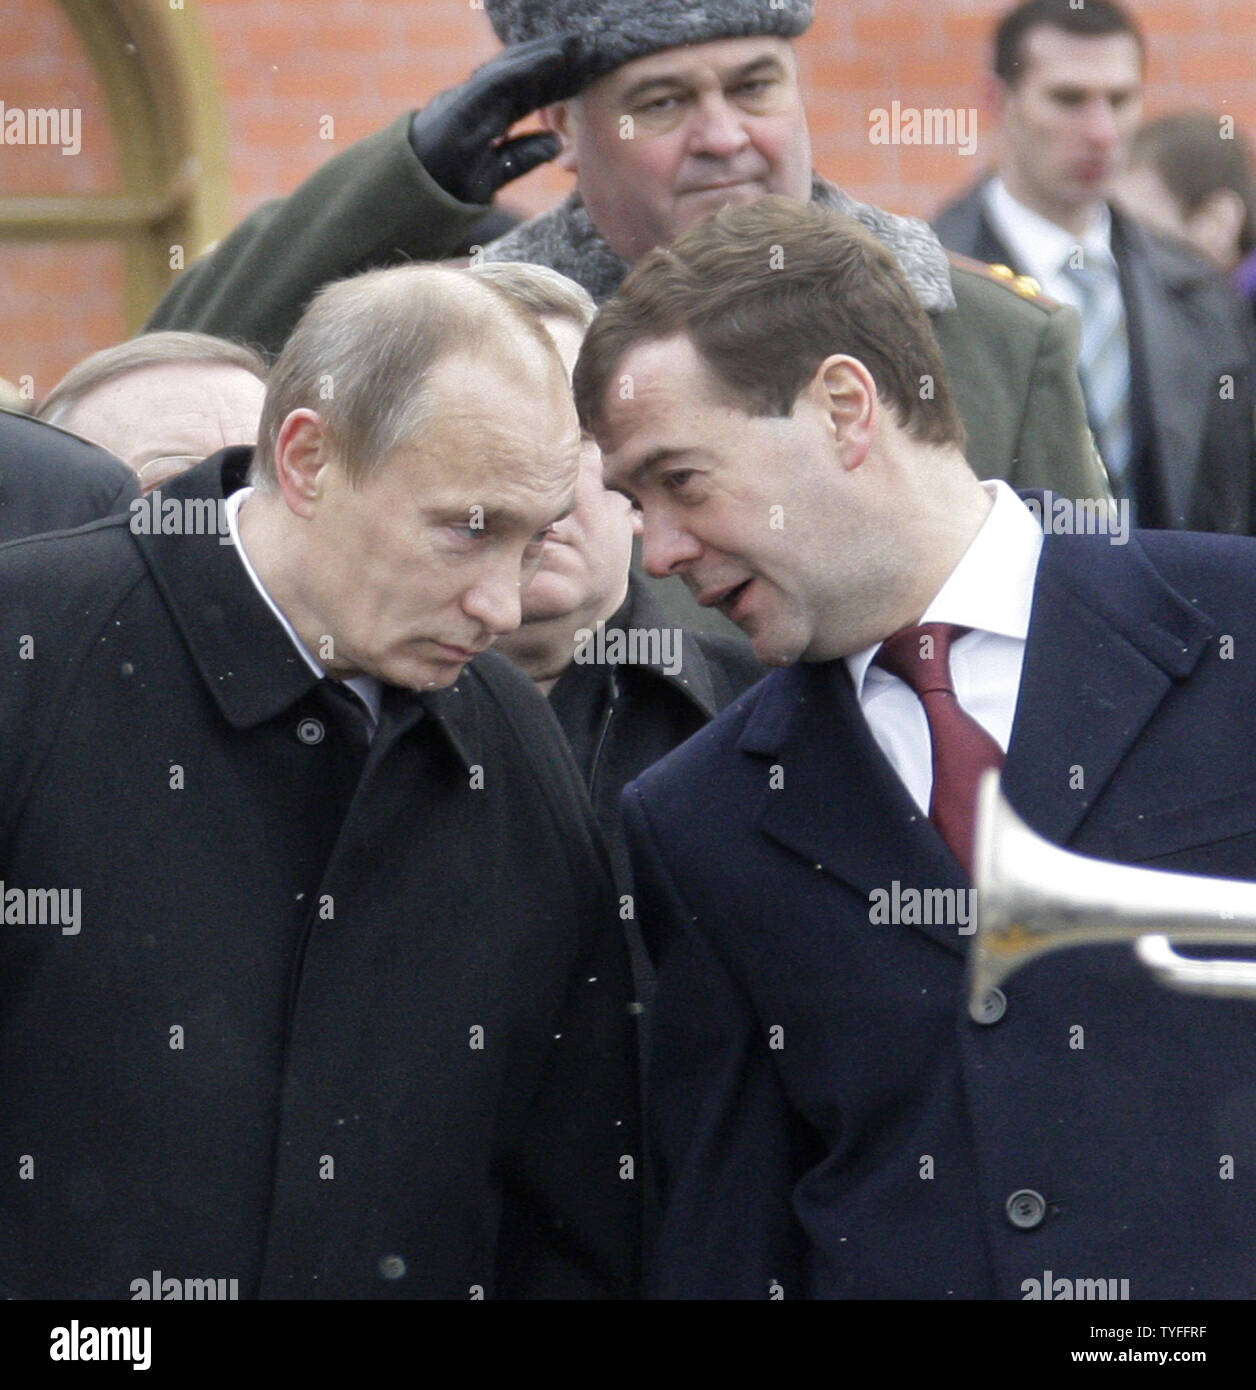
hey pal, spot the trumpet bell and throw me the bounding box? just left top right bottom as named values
left=968, top=771, right=1256, bottom=1020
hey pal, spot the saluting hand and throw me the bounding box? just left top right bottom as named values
left=409, top=36, right=590, bottom=205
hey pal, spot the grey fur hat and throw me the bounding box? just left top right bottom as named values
left=485, top=0, right=815, bottom=82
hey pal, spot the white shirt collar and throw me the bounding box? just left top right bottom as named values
left=984, top=177, right=1114, bottom=286
left=226, top=487, right=382, bottom=727
left=846, top=479, right=1044, bottom=698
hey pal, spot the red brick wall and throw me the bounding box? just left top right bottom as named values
left=4, top=0, right=1255, bottom=396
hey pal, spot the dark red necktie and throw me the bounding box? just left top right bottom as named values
left=874, top=622, right=1005, bottom=877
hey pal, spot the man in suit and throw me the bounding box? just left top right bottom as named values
left=0, top=264, right=639, bottom=1299
left=145, top=0, right=1108, bottom=643
left=0, top=408, right=137, bottom=543
left=934, top=0, right=1256, bottom=534
left=573, top=195, right=1256, bottom=1299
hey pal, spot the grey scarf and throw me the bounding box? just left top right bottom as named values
left=484, top=173, right=957, bottom=312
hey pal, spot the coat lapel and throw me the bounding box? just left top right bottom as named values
left=741, top=661, right=969, bottom=960
left=1003, top=532, right=1216, bottom=845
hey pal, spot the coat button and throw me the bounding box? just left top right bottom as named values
left=973, top=987, right=1007, bottom=1025
left=297, top=717, right=325, bottom=745
left=1005, top=1189, right=1047, bottom=1230
left=378, top=1254, right=406, bottom=1281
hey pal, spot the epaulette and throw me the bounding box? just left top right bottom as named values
left=946, top=250, right=1060, bottom=309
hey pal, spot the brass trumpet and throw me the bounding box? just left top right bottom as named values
left=967, top=770, right=1256, bottom=1021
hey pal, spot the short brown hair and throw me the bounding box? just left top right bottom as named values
left=252, top=263, right=560, bottom=489
left=573, top=197, right=965, bottom=449
left=38, top=331, right=267, bottom=426
left=993, top=0, right=1144, bottom=85
left=1130, top=112, right=1256, bottom=257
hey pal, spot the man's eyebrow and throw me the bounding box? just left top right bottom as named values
left=724, top=55, right=788, bottom=85
left=618, top=55, right=785, bottom=106
left=625, top=446, right=696, bottom=485
left=434, top=501, right=575, bottom=529
left=619, top=73, right=694, bottom=104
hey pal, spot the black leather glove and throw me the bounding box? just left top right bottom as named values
left=409, top=36, right=589, bottom=206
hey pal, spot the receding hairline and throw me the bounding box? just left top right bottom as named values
left=250, top=262, right=572, bottom=489
left=39, top=331, right=268, bottom=425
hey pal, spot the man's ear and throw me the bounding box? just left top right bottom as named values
left=273, top=409, right=332, bottom=518
left=813, top=355, right=877, bottom=470
left=541, top=102, right=579, bottom=174
left=984, top=73, right=1011, bottom=124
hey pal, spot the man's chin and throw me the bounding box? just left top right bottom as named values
left=375, top=648, right=477, bottom=692
left=744, top=618, right=809, bottom=669
left=673, top=182, right=766, bottom=232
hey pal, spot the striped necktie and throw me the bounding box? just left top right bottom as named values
left=1063, top=252, right=1133, bottom=488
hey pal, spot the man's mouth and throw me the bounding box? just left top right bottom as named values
left=431, top=641, right=485, bottom=661
left=699, top=578, right=753, bottom=615
left=680, top=178, right=762, bottom=197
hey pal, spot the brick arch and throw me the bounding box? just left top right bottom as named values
left=0, top=0, right=230, bottom=332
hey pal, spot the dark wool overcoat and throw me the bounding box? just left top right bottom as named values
left=0, top=452, right=640, bottom=1299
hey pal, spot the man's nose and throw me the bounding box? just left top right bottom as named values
left=1083, top=96, right=1122, bottom=148
left=463, top=560, right=524, bottom=635
left=687, top=93, right=752, bottom=159
left=639, top=511, right=703, bottom=578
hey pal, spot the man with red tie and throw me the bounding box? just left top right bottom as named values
left=572, top=195, right=1256, bottom=1299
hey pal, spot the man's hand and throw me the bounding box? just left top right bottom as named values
left=410, top=36, right=589, bottom=206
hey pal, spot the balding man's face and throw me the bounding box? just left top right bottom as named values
left=58, top=361, right=265, bottom=490
left=551, top=37, right=813, bottom=266
left=287, top=346, right=579, bottom=692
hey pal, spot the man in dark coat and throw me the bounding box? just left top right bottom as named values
left=0, top=407, right=137, bottom=543
left=0, top=265, right=639, bottom=1299
left=574, top=196, right=1256, bottom=1299
left=934, top=0, right=1256, bottom=533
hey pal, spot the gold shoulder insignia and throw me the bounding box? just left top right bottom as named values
left=945, top=251, right=1059, bottom=308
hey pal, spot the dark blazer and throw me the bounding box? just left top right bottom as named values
left=625, top=521, right=1256, bottom=1299
left=0, top=450, right=640, bottom=1299
left=935, top=182, right=1256, bottom=533
left=0, top=408, right=137, bottom=544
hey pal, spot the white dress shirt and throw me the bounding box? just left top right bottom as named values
left=226, top=486, right=382, bottom=731
left=983, top=176, right=1117, bottom=311
left=845, top=480, right=1044, bottom=815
